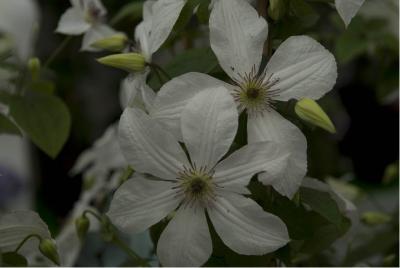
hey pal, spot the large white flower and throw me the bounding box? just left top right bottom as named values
left=150, top=0, right=337, bottom=198
left=55, top=0, right=117, bottom=51
left=107, top=87, right=290, bottom=266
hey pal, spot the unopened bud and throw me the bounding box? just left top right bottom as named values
left=91, top=33, right=128, bottom=52
left=97, top=53, right=146, bottom=72
left=361, top=211, right=391, bottom=226
left=295, top=98, right=336, bottom=133
left=39, top=239, right=60, bottom=266
left=268, top=0, right=287, bottom=21
left=75, top=215, right=90, bottom=241
left=28, top=57, right=41, bottom=80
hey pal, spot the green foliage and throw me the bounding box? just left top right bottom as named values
left=1, top=252, right=28, bottom=267
left=148, top=47, right=219, bottom=89
left=110, top=1, right=144, bottom=25
left=7, top=91, right=71, bottom=158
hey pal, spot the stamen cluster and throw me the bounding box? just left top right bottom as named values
left=231, top=65, right=280, bottom=115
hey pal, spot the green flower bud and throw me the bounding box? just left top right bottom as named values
left=38, top=239, right=60, bottom=266
left=295, top=98, right=336, bottom=133
left=27, top=57, right=41, bottom=80
left=97, top=53, right=146, bottom=73
left=91, top=33, right=128, bottom=52
left=75, top=215, right=90, bottom=241
left=268, top=0, right=287, bottom=21
left=361, top=211, right=391, bottom=226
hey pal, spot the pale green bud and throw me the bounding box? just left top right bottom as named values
left=28, top=57, right=41, bottom=80
left=75, top=215, right=90, bottom=241
left=97, top=53, right=146, bottom=72
left=39, top=239, right=60, bottom=266
left=361, top=211, right=391, bottom=226
left=268, top=0, right=287, bottom=21
left=91, top=33, right=128, bottom=52
left=295, top=98, right=336, bottom=133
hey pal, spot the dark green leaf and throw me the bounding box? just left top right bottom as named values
left=0, top=113, right=21, bottom=135
left=9, top=91, right=71, bottom=158
left=300, top=187, right=343, bottom=226
left=29, top=80, right=56, bottom=95
left=172, top=0, right=203, bottom=33
left=289, top=0, right=320, bottom=27
left=1, top=252, right=28, bottom=267
left=148, top=47, right=218, bottom=89
left=196, top=0, right=211, bottom=24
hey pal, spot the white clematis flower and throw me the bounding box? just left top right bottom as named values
left=335, top=0, right=365, bottom=27
left=107, top=87, right=290, bottom=267
left=119, top=0, right=185, bottom=110
left=150, top=0, right=337, bottom=198
left=55, top=0, right=117, bottom=51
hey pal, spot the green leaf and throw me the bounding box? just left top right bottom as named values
left=300, top=187, right=342, bottom=226
left=9, top=91, right=71, bottom=158
left=1, top=252, right=28, bottom=267
left=0, top=113, right=21, bottom=135
left=148, top=47, right=219, bottom=89
left=29, top=80, right=56, bottom=95
left=110, top=1, right=143, bottom=25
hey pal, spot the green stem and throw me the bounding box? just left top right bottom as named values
left=119, top=166, right=135, bottom=184
left=43, top=36, right=73, bottom=69
left=111, top=235, right=150, bottom=267
left=148, top=63, right=171, bottom=81
left=14, top=234, right=42, bottom=253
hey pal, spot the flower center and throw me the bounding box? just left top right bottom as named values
left=231, top=65, right=280, bottom=115
left=83, top=1, right=103, bottom=24
left=177, top=166, right=216, bottom=207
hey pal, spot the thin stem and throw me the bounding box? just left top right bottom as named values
left=14, top=234, right=42, bottom=253
left=43, top=36, right=73, bottom=69
left=111, top=235, right=150, bottom=267
left=119, top=166, right=135, bottom=185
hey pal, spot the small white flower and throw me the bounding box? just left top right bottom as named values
left=150, top=0, right=338, bottom=198
left=118, top=0, right=185, bottom=110
left=55, top=0, right=117, bottom=51
left=335, top=0, right=365, bottom=27
left=107, top=87, right=290, bottom=266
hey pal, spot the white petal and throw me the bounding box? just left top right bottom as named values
left=55, top=7, right=90, bottom=35
left=247, top=110, right=307, bottom=198
left=335, top=0, right=365, bottom=27
left=107, top=174, right=180, bottom=233
left=265, top=36, right=337, bottom=101
left=135, top=21, right=152, bottom=60
left=151, top=72, right=231, bottom=140
left=0, top=211, right=51, bottom=253
left=208, top=193, right=289, bottom=255
left=181, top=87, right=238, bottom=169
left=119, top=107, right=190, bottom=180
left=0, top=0, right=40, bottom=61
left=148, top=0, right=186, bottom=54
left=81, top=24, right=117, bottom=51
left=119, top=72, right=155, bottom=111
left=214, top=142, right=290, bottom=189
left=210, top=0, right=268, bottom=81
left=157, top=205, right=212, bottom=267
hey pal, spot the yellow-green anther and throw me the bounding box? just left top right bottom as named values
left=268, top=0, right=287, bottom=21
left=38, top=239, right=60, bottom=266
left=295, top=98, right=336, bottom=133
left=91, top=33, right=128, bottom=52
left=28, top=57, right=41, bottom=80
left=75, top=214, right=90, bottom=241
left=97, top=53, right=146, bottom=72
left=361, top=211, right=391, bottom=226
